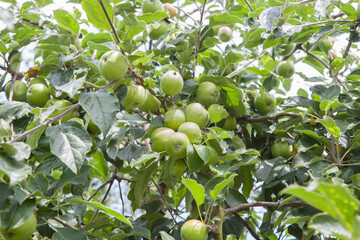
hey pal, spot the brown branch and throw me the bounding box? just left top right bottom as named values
left=244, top=0, right=255, bottom=12
left=232, top=212, right=261, bottom=240
left=301, top=19, right=357, bottom=27
left=113, top=175, right=137, bottom=182
left=299, top=45, right=329, bottom=69
left=224, top=201, right=314, bottom=215
left=193, top=0, right=208, bottom=78
left=288, top=0, right=314, bottom=6
left=226, top=53, right=267, bottom=78
left=52, top=217, right=77, bottom=229
left=21, top=18, right=44, bottom=29
left=342, top=22, right=360, bottom=59
left=239, top=112, right=301, bottom=123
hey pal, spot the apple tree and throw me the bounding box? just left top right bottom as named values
left=1, top=0, right=360, bottom=239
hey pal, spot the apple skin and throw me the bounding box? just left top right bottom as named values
left=271, top=141, right=293, bottom=159
left=160, top=64, right=179, bottom=73
left=206, top=146, right=219, bottom=166
left=29, top=78, right=47, bottom=87
left=322, top=38, right=334, bottom=51
left=276, top=61, right=295, bottom=78
left=26, top=83, right=50, bottom=107
left=185, top=103, right=209, bottom=129
left=151, top=127, right=175, bottom=152
left=87, top=118, right=100, bottom=134
left=178, top=122, right=202, bottom=143
left=164, top=3, right=176, bottom=18
left=176, top=40, right=190, bottom=51
left=218, top=115, right=236, bottom=131
left=196, top=82, right=220, bottom=107
left=138, top=90, right=161, bottom=113
left=172, top=159, right=187, bottom=179
left=142, top=0, right=164, bottom=13
left=1, top=213, right=37, bottom=240
left=67, top=117, right=84, bottom=126
left=160, top=70, right=184, bottom=96
left=98, top=51, right=128, bottom=81
left=180, top=219, right=208, bottom=240
left=122, top=85, right=147, bottom=110
left=149, top=20, right=168, bottom=40
left=5, top=80, right=27, bottom=102
left=164, top=132, right=190, bottom=159
left=45, top=99, right=74, bottom=124
left=217, top=26, right=232, bottom=42
left=276, top=43, right=296, bottom=56
left=254, top=92, right=276, bottom=115
left=164, top=109, right=186, bottom=131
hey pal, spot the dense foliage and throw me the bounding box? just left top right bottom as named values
left=1, top=0, right=360, bottom=239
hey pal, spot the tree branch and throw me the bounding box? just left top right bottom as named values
left=244, top=0, right=255, bottom=12
left=239, top=112, right=301, bottom=123
left=299, top=45, right=329, bottom=69
left=193, top=0, right=207, bottom=78
left=52, top=217, right=77, bottom=229
left=232, top=212, right=261, bottom=240
left=301, top=19, right=357, bottom=27
left=288, top=0, right=314, bottom=6
left=342, top=22, right=360, bottom=59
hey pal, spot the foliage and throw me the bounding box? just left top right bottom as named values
left=1, top=0, right=360, bottom=239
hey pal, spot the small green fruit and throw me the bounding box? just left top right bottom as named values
left=99, top=51, right=128, bottom=81
left=271, top=141, right=293, bottom=159
left=5, top=81, right=27, bottom=102
left=142, top=0, right=164, bottom=13
left=276, top=43, right=296, bottom=56
left=254, top=92, right=276, bottom=115
left=1, top=213, right=37, bottom=240
left=149, top=20, right=168, bottom=40
left=172, top=159, right=187, bottom=179
left=45, top=99, right=74, bottom=124
left=122, top=85, right=147, bottom=110
left=164, top=132, right=190, bottom=159
left=217, top=26, right=232, bottom=42
left=180, top=219, right=208, bottom=240
left=29, top=78, right=47, bottom=87
left=178, top=122, right=202, bottom=143
left=160, top=70, right=183, bottom=96
left=276, top=61, right=295, bottom=78
left=151, top=127, right=175, bottom=152
left=138, top=90, right=161, bottom=113
left=206, top=146, right=219, bottom=166
left=218, top=115, right=236, bottom=131
left=164, top=3, right=176, bottom=18
left=160, top=64, right=179, bottom=73
left=26, top=83, right=50, bottom=107
left=196, top=82, right=220, bottom=107
left=185, top=103, right=209, bottom=129
left=164, top=109, right=186, bottom=131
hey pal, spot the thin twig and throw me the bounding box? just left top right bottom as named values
left=301, top=19, right=356, bottom=27
left=288, top=0, right=314, bottom=6
left=53, top=217, right=77, bottom=229
left=244, top=0, right=255, bottom=12
left=97, top=0, right=122, bottom=47
left=193, top=0, right=208, bottom=78
left=299, top=45, right=329, bottom=69
left=342, top=22, right=360, bottom=59
left=8, top=103, right=80, bottom=143
left=233, top=212, right=261, bottom=240
left=239, top=112, right=301, bottom=123
left=113, top=175, right=137, bottom=182
left=226, top=53, right=267, bottom=78
left=87, top=180, right=110, bottom=201
left=118, top=181, right=125, bottom=215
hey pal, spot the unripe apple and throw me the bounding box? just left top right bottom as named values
left=164, top=132, right=190, bottom=159
left=206, top=146, right=219, bottom=166
left=160, top=64, right=179, bottom=73
left=142, top=0, right=164, bottom=14
left=276, top=43, right=296, bottom=56
left=160, top=70, right=183, bottom=96
left=322, top=38, right=334, bottom=51
left=138, top=90, right=161, bottom=113
left=172, top=159, right=187, bottom=179
left=1, top=213, right=37, bottom=240
left=45, top=99, right=74, bottom=124
left=5, top=80, right=27, bottom=102
left=149, top=20, right=168, bottom=40
left=178, top=122, right=202, bottom=143
left=218, top=115, right=236, bottom=131
left=29, top=78, right=47, bottom=87
left=276, top=61, right=295, bottom=78
left=164, top=3, right=176, bottom=18
left=254, top=92, right=276, bottom=115
left=26, top=83, right=50, bottom=107
left=176, top=40, right=190, bottom=51
left=196, top=82, right=220, bottom=107
left=98, top=51, right=128, bottom=81
left=67, top=117, right=84, bottom=126
left=271, top=141, right=293, bottom=159
left=164, top=109, right=186, bottom=130
left=180, top=219, right=208, bottom=240
left=151, top=127, right=175, bottom=152
left=217, top=26, right=232, bottom=42
left=122, top=85, right=147, bottom=110
left=185, top=103, right=209, bottom=129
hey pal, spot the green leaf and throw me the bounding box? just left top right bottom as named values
left=81, top=33, right=112, bottom=48
left=160, top=231, right=175, bottom=240
left=27, top=173, right=49, bottom=196
left=208, top=104, right=229, bottom=123
left=318, top=116, right=340, bottom=140
left=187, top=144, right=204, bottom=172
left=0, top=40, right=6, bottom=54
left=81, top=0, right=113, bottom=30
left=52, top=227, right=87, bottom=240
left=309, top=213, right=352, bottom=240
left=210, top=174, right=237, bottom=200
left=0, top=102, right=32, bottom=122
left=70, top=199, right=132, bottom=227
left=193, top=144, right=211, bottom=164
left=134, top=162, right=158, bottom=208
left=182, top=178, right=205, bottom=208
left=45, top=121, right=92, bottom=174
left=319, top=99, right=331, bottom=112
left=48, top=69, right=85, bottom=98
left=53, top=9, right=79, bottom=35
left=0, top=119, right=12, bottom=138
left=330, top=57, right=345, bottom=73
left=0, top=153, right=31, bottom=185
left=0, top=198, right=36, bottom=230
left=0, top=142, right=31, bottom=161
left=79, top=90, right=120, bottom=135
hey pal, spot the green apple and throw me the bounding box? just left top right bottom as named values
left=206, top=146, right=219, bottom=166
left=164, top=3, right=176, bottom=18
left=218, top=115, right=236, bottom=131
left=87, top=118, right=100, bottom=134
left=142, top=0, right=164, bottom=13
left=67, top=117, right=84, bottom=126
left=138, top=90, right=161, bottom=113
left=122, top=85, right=147, bottom=110
left=160, top=64, right=179, bottom=73
left=5, top=80, right=27, bottom=102
left=151, top=127, right=175, bottom=152
left=1, top=213, right=37, bottom=240
left=164, top=108, right=186, bottom=130
left=160, top=70, right=183, bottom=96
left=271, top=141, right=293, bottom=159
left=180, top=219, right=208, bottom=240
left=164, top=132, right=190, bottom=159
left=217, top=26, right=232, bottom=42
left=176, top=40, right=190, bottom=51
left=178, top=122, right=202, bottom=143
left=196, top=82, right=220, bottom=107
left=29, top=78, right=47, bottom=87
left=149, top=20, right=168, bottom=40
left=276, top=61, right=295, bottom=78
left=322, top=38, right=334, bottom=51
left=254, top=92, right=276, bottom=115
left=276, top=43, right=296, bottom=56
left=172, top=159, right=187, bottom=179
left=98, top=51, right=128, bottom=81
left=26, top=83, right=50, bottom=107
left=45, top=99, right=74, bottom=124
left=185, top=103, right=209, bottom=129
